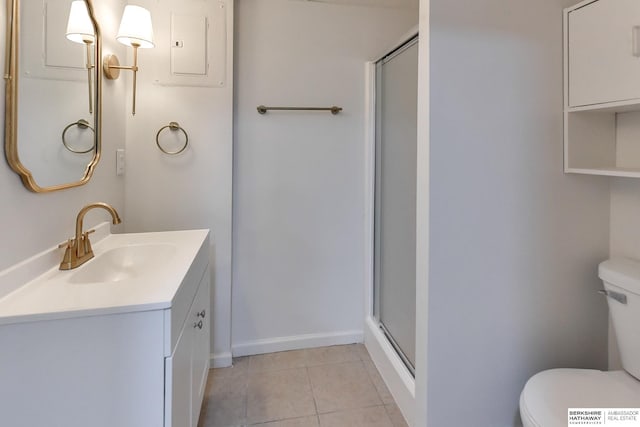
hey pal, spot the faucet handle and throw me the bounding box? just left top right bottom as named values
left=58, top=239, right=76, bottom=270
left=58, top=238, right=74, bottom=249
left=78, top=230, right=96, bottom=259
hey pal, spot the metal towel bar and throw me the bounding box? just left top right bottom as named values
left=257, top=105, right=343, bottom=115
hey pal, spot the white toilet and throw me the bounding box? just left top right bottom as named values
left=520, top=258, right=640, bottom=427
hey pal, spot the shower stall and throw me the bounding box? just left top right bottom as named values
left=364, top=32, right=418, bottom=423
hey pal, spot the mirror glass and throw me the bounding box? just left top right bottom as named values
left=5, top=0, right=100, bottom=192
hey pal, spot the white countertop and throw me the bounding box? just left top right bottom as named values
left=0, top=228, right=209, bottom=326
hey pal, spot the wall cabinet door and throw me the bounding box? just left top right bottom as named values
left=568, top=0, right=640, bottom=107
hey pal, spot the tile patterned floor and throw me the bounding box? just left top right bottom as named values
left=197, top=344, right=409, bottom=427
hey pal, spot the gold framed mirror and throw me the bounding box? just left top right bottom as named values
left=4, top=0, right=102, bottom=192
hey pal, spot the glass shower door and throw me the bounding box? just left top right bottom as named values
left=374, top=36, right=418, bottom=375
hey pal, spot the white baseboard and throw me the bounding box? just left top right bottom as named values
left=210, top=351, right=233, bottom=368
left=365, top=316, right=415, bottom=427
left=232, top=330, right=364, bottom=357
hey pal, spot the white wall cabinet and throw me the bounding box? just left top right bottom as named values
left=0, top=240, right=211, bottom=427
left=568, top=0, right=640, bottom=107
left=564, top=0, right=640, bottom=177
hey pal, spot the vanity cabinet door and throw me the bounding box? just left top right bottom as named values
left=166, top=316, right=193, bottom=427
left=191, top=272, right=211, bottom=425
left=165, top=268, right=211, bottom=427
left=568, top=0, right=640, bottom=107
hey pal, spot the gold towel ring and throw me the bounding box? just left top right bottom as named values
left=62, top=119, right=95, bottom=154
left=156, top=122, right=189, bottom=155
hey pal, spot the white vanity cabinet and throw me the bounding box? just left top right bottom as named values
left=564, top=0, right=640, bottom=177
left=0, top=229, right=211, bottom=427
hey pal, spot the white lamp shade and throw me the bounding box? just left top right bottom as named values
left=116, top=5, right=155, bottom=48
left=66, top=1, right=95, bottom=44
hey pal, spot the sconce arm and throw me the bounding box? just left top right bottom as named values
left=103, top=45, right=140, bottom=115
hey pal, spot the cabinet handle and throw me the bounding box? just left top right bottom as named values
left=197, top=310, right=206, bottom=319
left=194, top=320, right=203, bottom=329
left=634, top=26, right=640, bottom=57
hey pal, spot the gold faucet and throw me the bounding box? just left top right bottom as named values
left=59, top=203, right=122, bottom=270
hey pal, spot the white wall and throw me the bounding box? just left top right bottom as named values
left=121, top=1, right=235, bottom=366
left=0, top=0, right=126, bottom=272
left=232, top=0, right=417, bottom=354
left=611, top=173, right=640, bottom=262
left=428, top=0, right=611, bottom=425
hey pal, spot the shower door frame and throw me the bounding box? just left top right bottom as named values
left=374, top=35, right=419, bottom=377
left=362, top=29, right=419, bottom=427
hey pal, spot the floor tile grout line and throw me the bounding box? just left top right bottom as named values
left=361, top=353, right=396, bottom=405
left=315, top=402, right=392, bottom=416
left=245, top=405, right=393, bottom=426
left=305, top=366, right=321, bottom=418
left=382, top=402, right=401, bottom=427
left=358, top=358, right=388, bottom=405
left=247, top=414, right=319, bottom=426
left=208, top=346, right=397, bottom=426
left=245, top=366, right=317, bottom=425
left=243, top=368, right=249, bottom=426
left=363, top=363, right=383, bottom=402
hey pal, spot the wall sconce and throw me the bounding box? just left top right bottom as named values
left=66, top=0, right=96, bottom=114
left=103, top=5, right=155, bottom=116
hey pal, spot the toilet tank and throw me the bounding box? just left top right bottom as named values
left=599, top=258, right=640, bottom=380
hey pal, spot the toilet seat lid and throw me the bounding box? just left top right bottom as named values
left=520, top=369, right=640, bottom=427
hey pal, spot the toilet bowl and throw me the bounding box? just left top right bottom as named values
left=520, top=369, right=640, bottom=427
left=520, top=258, right=640, bottom=427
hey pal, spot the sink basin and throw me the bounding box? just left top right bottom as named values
left=0, top=227, right=209, bottom=326
left=69, top=243, right=176, bottom=284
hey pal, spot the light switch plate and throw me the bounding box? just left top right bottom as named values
left=116, top=149, right=125, bottom=176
